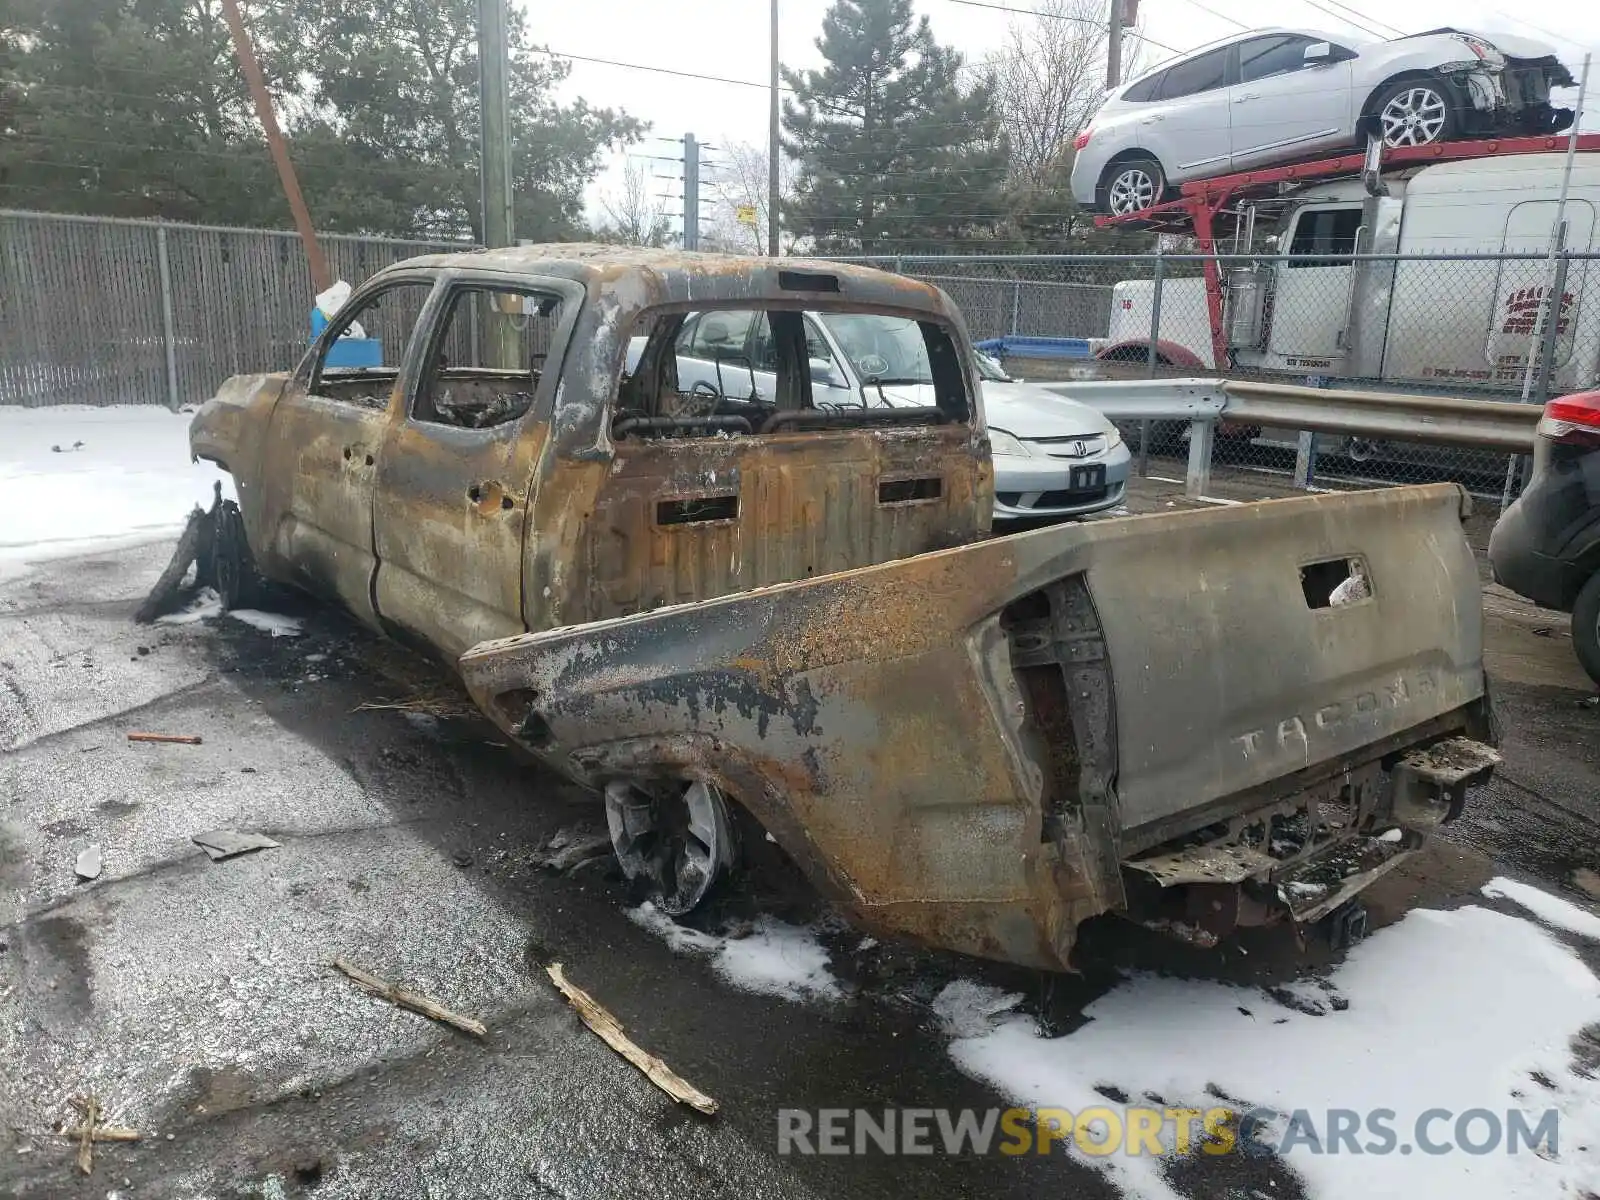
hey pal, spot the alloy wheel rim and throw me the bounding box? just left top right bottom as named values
left=1380, top=87, right=1447, bottom=147
left=1108, top=168, right=1156, bottom=214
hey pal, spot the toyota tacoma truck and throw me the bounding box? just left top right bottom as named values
left=191, top=245, right=1499, bottom=971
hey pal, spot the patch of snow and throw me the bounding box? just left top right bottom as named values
left=931, top=979, right=1024, bottom=1038
left=1483, top=877, right=1600, bottom=941
left=0, top=406, right=232, bottom=581
left=1377, top=828, right=1404, bottom=843
left=155, top=587, right=223, bottom=626
left=627, top=902, right=841, bottom=1002
left=227, top=610, right=303, bottom=638
left=941, top=904, right=1600, bottom=1200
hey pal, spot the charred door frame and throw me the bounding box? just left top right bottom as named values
left=257, top=270, right=443, bottom=628
left=369, top=270, right=585, bottom=658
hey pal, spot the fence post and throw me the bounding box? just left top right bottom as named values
left=1010, top=280, right=1021, bottom=336
left=156, top=224, right=180, bottom=410
left=1139, top=251, right=1164, bottom=477
left=1185, top=416, right=1214, bottom=500
left=1534, top=250, right=1571, bottom=406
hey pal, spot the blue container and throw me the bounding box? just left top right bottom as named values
left=974, top=335, right=1093, bottom=360
left=310, top=307, right=382, bottom=367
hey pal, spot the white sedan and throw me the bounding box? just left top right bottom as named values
left=627, top=311, right=1130, bottom=523
left=1072, top=26, right=1573, bottom=215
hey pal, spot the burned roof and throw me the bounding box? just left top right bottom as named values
left=381, top=242, right=962, bottom=321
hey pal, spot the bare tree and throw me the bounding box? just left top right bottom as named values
left=701, top=140, right=801, bottom=255
left=596, top=159, right=674, bottom=247
left=988, top=0, right=1148, bottom=188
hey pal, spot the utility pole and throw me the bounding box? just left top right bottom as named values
left=768, top=0, right=781, bottom=256
left=219, top=0, right=329, bottom=294
left=478, top=0, right=516, bottom=367
left=683, top=132, right=700, bottom=251
left=1105, top=0, right=1123, bottom=89
left=478, top=0, right=514, bottom=250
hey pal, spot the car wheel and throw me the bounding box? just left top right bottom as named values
left=1374, top=78, right=1458, bottom=148
left=1572, top=571, right=1600, bottom=689
left=1101, top=158, right=1165, bottom=216
left=604, top=778, right=737, bottom=916
left=212, top=499, right=267, bottom=611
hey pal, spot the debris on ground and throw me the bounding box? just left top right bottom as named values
left=532, top=826, right=613, bottom=873
left=1573, top=867, right=1600, bottom=901
left=545, top=961, right=718, bottom=1115
left=74, top=846, right=102, bottom=882
left=354, top=691, right=479, bottom=720
left=127, top=732, right=203, bottom=745
left=191, top=830, right=281, bottom=861
left=134, top=484, right=220, bottom=623
left=155, top=587, right=223, bottom=627
left=227, top=609, right=303, bottom=638
left=332, top=958, right=487, bottom=1038
left=59, top=1096, right=136, bottom=1174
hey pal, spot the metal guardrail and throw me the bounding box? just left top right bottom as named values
left=1219, top=382, right=1540, bottom=453
left=1039, top=377, right=1543, bottom=500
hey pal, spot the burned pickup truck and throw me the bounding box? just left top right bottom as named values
left=192, top=245, right=1498, bottom=971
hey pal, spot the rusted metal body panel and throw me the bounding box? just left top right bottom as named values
left=460, top=485, right=1494, bottom=970
left=189, top=246, right=992, bottom=657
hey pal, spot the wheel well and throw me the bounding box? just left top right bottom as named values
left=1357, top=70, right=1455, bottom=136
left=1096, top=150, right=1164, bottom=200
left=1101, top=344, right=1169, bottom=365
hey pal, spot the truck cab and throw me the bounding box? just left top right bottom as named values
left=1105, top=153, right=1600, bottom=395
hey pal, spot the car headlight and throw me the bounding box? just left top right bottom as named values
left=988, top=429, right=1028, bottom=457
left=1103, top=424, right=1123, bottom=450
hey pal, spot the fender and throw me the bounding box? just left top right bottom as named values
left=1095, top=338, right=1207, bottom=369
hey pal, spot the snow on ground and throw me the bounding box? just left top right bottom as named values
left=627, top=902, right=842, bottom=1002
left=1484, top=877, right=1600, bottom=941
left=940, top=897, right=1600, bottom=1200
left=156, top=587, right=224, bottom=625
left=228, top=609, right=303, bottom=638
left=0, top=406, right=230, bottom=581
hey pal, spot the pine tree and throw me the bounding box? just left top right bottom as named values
left=782, top=0, right=1009, bottom=255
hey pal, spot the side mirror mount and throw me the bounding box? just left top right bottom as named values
left=1303, top=41, right=1334, bottom=65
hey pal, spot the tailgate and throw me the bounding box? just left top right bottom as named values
left=460, top=483, right=1485, bottom=901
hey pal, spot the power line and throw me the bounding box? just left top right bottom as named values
left=1293, top=0, right=1389, bottom=40
left=1318, top=0, right=1405, bottom=38
left=530, top=48, right=796, bottom=93
left=938, top=0, right=1183, bottom=55
left=1167, top=0, right=1249, bottom=32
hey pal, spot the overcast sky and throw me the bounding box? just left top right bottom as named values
left=517, top=0, right=1600, bottom=233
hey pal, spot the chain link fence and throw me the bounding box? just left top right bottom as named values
left=846, top=250, right=1600, bottom=507
left=5, top=212, right=1596, bottom=510
left=0, top=209, right=469, bottom=409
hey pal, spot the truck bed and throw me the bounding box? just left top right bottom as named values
left=459, top=484, right=1496, bottom=969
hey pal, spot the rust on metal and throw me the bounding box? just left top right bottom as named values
left=190, top=247, right=1497, bottom=971
left=461, top=484, right=1497, bottom=971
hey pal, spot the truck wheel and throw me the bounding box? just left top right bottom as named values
left=604, top=779, right=736, bottom=916
left=213, top=500, right=267, bottom=611
left=1374, top=77, right=1457, bottom=147
left=1573, top=571, right=1600, bottom=689
left=1100, top=158, right=1165, bottom=215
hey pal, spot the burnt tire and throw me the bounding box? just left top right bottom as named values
left=213, top=499, right=267, bottom=611
left=1573, top=570, right=1600, bottom=689
left=1099, top=157, right=1166, bottom=216
left=604, top=779, right=737, bottom=916
left=1373, top=77, right=1459, bottom=148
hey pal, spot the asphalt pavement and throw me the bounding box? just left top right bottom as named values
left=2, top=483, right=1597, bottom=1200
